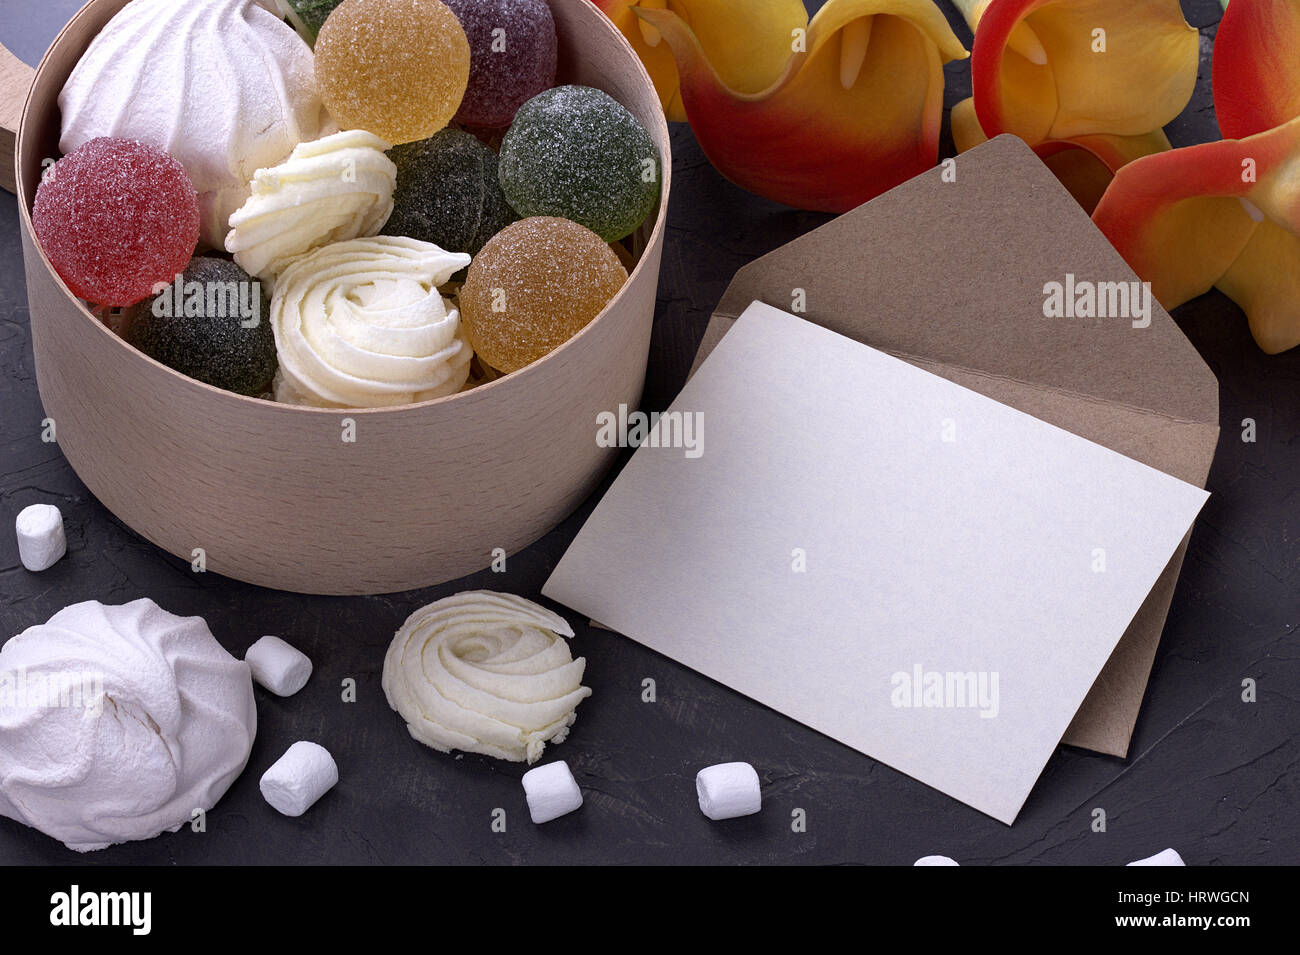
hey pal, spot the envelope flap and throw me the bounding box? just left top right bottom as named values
left=708, top=135, right=1218, bottom=428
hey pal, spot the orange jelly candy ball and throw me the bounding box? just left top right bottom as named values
left=460, top=217, right=628, bottom=373
left=315, top=0, right=470, bottom=145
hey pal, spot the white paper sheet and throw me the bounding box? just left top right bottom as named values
left=543, top=302, right=1209, bottom=823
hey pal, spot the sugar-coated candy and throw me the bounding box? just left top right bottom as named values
left=32, top=138, right=199, bottom=307
left=460, top=217, right=627, bottom=373
left=384, top=129, right=516, bottom=257
left=273, top=0, right=344, bottom=43
left=315, top=0, right=470, bottom=145
left=124, top=257, right=276, bottom=397
left=498, top=85, right=660, bottom=242
left=444, top=0, right=557, bottom=129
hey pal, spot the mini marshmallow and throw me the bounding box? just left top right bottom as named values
left=696, top=761, right=761, bottom=820
left=522, top=760, right=583, bottom=824
left=915, top=855, right=960, bottom=866
left=245, top=635, right=313, bottom=696
left=1126, top=848, right=1186, bottom=866
left=260, top=741, right=338, bottom=817
left=15, top=504, right=66, bottom=572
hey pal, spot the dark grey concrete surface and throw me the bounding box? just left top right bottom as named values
left=0, top=1, right=1294, bottom=865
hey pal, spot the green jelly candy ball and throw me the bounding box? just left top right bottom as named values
left=498, top=85, right=659, bottom=242
left=125, top=257, right=277, bottom=397
left=384, top=129, right=517, bottom=256
left=274, top=0, right=344, bottom=43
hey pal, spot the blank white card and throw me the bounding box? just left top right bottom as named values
left=544, top=302, right=1209, bottom=823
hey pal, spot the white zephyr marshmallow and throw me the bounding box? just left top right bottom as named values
left=696, top=762, right=762, bottom=820
left=260, top=741, right=338, bottom=817
left=15, top=504, right=66, bottom=572
left=271, top=237, right=474, bottom=408
left=57, top=0, right=330, bottom=249
left=382, top=591, right=591, bottom=763
left=225, top=130, right=397, bottom=283
left=914, top=855, right=961, bottom=866
left=522, top=760, right=583, bottom=824
left=1126, top=848, right=1186, bottom=866
left=245, top=635, right=313, bottom=697
left=0, top=599, right=256, bottom=851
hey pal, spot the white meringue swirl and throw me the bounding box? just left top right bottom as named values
left=382, top=591, right=591, bottom=764
left=58, top=0, right=330, bottom=248
left=0, top=599, right=256, bottom=852
left=271, top=236, right=473, bottom=407
left=226, top=130, right=398, bottom=283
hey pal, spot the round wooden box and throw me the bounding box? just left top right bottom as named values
left=4, top=0, right=670, bottom=595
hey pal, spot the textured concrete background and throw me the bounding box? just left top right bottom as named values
left=0, top=1, right=1295, bottom=864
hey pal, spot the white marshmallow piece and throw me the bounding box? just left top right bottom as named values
left=15, top=504, right=66, bottom=572
left=522, top=760, right=583, bottom=824
left=245, top=635, right=313, bottom=696
left=260, top=741, right=338, bottom=817
left=915, top=855, right=961, bottom=866
left=1126, top=848, right=1186, bottom=866
left=696, top=762, right=761, bottom=820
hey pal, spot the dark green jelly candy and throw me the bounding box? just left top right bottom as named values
left=498, top=85, right=659, bottom=243
left=274, top=0, right=344, bottom=43
left=384, top=129, right=517, bottom=257
left=125, top=257, right=277, bottom=397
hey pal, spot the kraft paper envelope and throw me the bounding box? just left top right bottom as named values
left=686, top=135, right=1219, bottom=758
left=544, top=301, right=1210, bottom=823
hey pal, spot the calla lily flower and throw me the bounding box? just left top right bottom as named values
left=952, top=98, right=1170, bottom=213
left=627, top=0, right=967, bottom=212
left=591, top=0, right=808, bottom=122
left=1092, top=117, right=1300, bottom=353
left=950, top=0, right=1197, bottom=207
left=953, top=0, right=1198, bottom=142
left=1212, top=0, right=1300, bottom=137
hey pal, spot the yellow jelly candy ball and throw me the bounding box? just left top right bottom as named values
left=460, top=217, right=629, bottom=373
left=315, top=0, right=470, bottom=145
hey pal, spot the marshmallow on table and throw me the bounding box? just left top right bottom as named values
left=915, top=855, right=960, bottom=866
left=260, top=741, right=338, bottom=817
left=522, top=760, right=583, bottom=824
left=1127, top=848, right=1186, bottom=866
left=245, top=635, right=313, bottom=696
left=696, top=762, right=761, bottom=820
left=15, top=504, right=66, bottom=572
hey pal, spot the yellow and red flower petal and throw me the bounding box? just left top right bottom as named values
left=1217, top=217, right=1300, bottom=352
left=1034, top=129, right=1172, bottom=213
left=958, top=0, right=1198, bottom=144
left=1213, top=0, right=1300, bottom=138
left=638, top=0, right=967, bottom=212
left=1092, top=117, right=1300, bottom=352
left=953, top=96, right=1170, bottom=212
left=592, top=0, right=808, bottom=123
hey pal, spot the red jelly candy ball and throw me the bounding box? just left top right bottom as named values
left=32, top=137, right=200, bottom=307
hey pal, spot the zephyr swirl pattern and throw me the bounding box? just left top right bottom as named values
left=382, top=591, right=591, bottom=763
left=58, top=0, right=329, bottom=248
left=226, top=129, right=398, bottom=282
left=271, top=236, right=473, bottom=407
left=0, top=599, right=256, bottom=852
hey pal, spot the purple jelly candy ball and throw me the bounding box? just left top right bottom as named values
left=445, top=0, right=557, bottom=129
